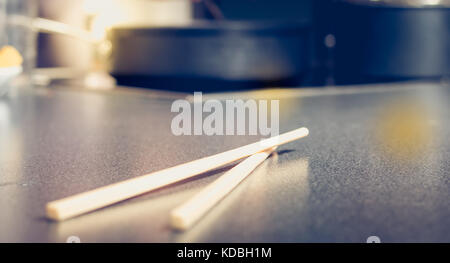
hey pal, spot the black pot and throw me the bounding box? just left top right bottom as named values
left=106, top=21, right=311, bottom=91
left=332, top=0, right=450, bottom=84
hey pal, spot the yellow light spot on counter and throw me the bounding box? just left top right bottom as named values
left=374, top=100, right=432, bottom=160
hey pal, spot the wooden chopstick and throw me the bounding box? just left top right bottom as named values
left=46, top=127, right=309, bottom=221
left=171, top=147, right=276, bottom=230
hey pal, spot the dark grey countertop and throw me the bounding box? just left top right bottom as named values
left=0, top=82, right=449, bottom=242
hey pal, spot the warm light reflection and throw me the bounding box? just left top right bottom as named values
left=83, top=0, right=192, bottom=40
left=208, top=89, right=301, bottom=124
left=174, top=156, right=310, bottom=242
left=374, top=99, right=433, bottom=160
left=173, top=157, right=274, bottom=243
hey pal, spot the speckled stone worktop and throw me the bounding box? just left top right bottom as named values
left=0, top=82, right=448, bottom=242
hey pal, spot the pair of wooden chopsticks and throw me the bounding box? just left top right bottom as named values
left=46, top=127, right=309, bottom=229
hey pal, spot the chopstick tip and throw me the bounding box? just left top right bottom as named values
left=46, top=203, right=62, bottom=221
left=170, top=211, right=190, bottom=231
left=300, top=127, right=309, bottom=136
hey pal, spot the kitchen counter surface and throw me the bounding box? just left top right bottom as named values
left=0, top=82, right=449, bottom=242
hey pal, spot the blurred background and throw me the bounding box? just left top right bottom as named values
left=1, top=0, right=449, bottom=91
